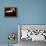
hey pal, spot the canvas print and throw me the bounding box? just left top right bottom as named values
left=5, top=7, right=17, bottom=17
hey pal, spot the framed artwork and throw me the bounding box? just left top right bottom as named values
left=5, top=7, right=17, bottom=17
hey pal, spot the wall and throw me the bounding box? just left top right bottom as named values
left=0, top=0, right=46, bottom=44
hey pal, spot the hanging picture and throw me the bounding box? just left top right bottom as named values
left=5, top=7, right=17, bottom=17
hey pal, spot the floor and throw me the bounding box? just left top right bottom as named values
left=0, top=44, right=18, bottom=46
left=0, top=40, right=46, bottom=46
left=19, top=40, right=46, bottom=46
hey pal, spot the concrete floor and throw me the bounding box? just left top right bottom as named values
left=19, top=40, right=46, bottom=46
left=0, top=40, right=46, bottom=46
left=0, top=44, right=18, bottom=46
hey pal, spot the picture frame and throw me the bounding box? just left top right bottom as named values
left=4, top=7, right=17, bottom=17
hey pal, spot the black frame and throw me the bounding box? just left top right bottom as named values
left=5, top=7, right=17, bottom=17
